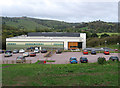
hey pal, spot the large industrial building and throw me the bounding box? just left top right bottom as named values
left=6, top=32, right=86, bottom=50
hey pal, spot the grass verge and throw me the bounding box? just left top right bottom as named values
left=2, top=61, right=119, bottom=86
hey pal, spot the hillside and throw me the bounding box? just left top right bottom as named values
left=2, top=17, right=118, bottom=33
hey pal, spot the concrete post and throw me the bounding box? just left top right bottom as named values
left=80, top=33, right=86, bottom=50
left=64, top=41, right=68, bottom=50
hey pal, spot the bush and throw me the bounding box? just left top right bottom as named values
left=97, top=57, right=106, bottom=65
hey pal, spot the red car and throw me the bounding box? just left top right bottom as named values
left=83, top=50, right=88, bottom=55
left=104, top=50, right=109, bottom=55
left=29, top=52, right=36, bottom=57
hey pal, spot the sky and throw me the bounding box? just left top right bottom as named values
left=0, top=0, right=119, bottom=23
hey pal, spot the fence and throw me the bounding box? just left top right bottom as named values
left=1, top=60, right=33, bottom=64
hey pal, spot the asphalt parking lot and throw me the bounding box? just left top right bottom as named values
left=0, top=52, right=119, bottom=64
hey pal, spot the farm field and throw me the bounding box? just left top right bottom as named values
left=2, top=61, right=119, bottom=86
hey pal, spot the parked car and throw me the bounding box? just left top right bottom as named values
left=26, top=47, right=31, bottom=50
left=70, top=57, right=78, bottom=64
left=0, top=49, right=4, bottom=53
left=34, top=49, right=40, bottom=53
left=109, top=56, right=119, bottom=61
left=5, top=50, right=12, bottom=53
left=104, top=49, right=110, bottom=55
left=16, top=56, right=26, bottom=63
left=41, top=49, right=47, bottom=53
left=75, top=49, right=80, bottom=51
left=13, top=49, right=19, bottom=54
left=114, top=49, right=118, bottom=51
left=23, top=52, right=29, bottom=57
left=19, top=49, right=25, bottom=53
left=30, top=47, right=35, bottom=50
left=29, top=52, right=36, bottom=57
left=56, top=49, right=62, bottom=54
left=35, top=47, right=39, bottom=50
left=91, top=50, right=96, bottom=55
left=80, top=57, right=88, bottom=63
left=4, top=52, right=12, bottom=57
left=83, top=50, right=88, bottom=55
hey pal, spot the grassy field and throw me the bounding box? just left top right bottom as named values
left=2, top=61, right=119, bottom=86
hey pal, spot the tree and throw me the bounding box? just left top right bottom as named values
left=100, top=33, right=110, bottom=38
left=91, top=33, right=98, bottom=37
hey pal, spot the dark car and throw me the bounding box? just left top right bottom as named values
left=41, top=49, right=47, bottom=53
left=80, top=57, right=88, bottom=63
left=70, top=57, right=78, bottom=64
left=56, top=49, right=62, bottom=54
left=104, top=49, right=110, bottom=55
left=91, top=50, right=96, bottom=55
left=4, top=52, right=12, bottom=57
left=0, top=50, right=4, bottom=53
left=109, top=56, right=119, bottom=61
left=13, top=49, right=19, bottom=54
left=30, top=47, right=35, bottom=50
left=5, top=50, right=12, bottom=53
left=29, top=52, right=36, bottom=57
left=26, top=47, right=31, bottom=50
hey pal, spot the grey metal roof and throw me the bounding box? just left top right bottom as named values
left=27, top=32, right=80, bottom=37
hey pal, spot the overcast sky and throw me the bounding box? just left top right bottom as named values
left=0, top=0, right=119, bottom=23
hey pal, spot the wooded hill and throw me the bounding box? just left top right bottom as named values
left=1, top=17, right=118, bottom=33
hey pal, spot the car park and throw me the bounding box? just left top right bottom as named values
left=29, top=52, right=36, bottom=57
left=83, top=50, right=88, bottom=55
left=109, top=56, right=119, bottom=61
left=34, top=49, right=40, bottom=53
left=13, top=49, right=19, bottom=54
left=23, top=52, right=29, bottom=57
left=80, top=57, right=88, bottom=63
left=41, top=49, right=47, bottom=53
left=5, top=50, right=12, bottom=53
left=16, top=56, right=26, bottom=63
left=19, top=49, right=25, bottom=53
left=56, top=49, right=62, bottom=54
left=70, top=57, right=78, bottom=64
left=104, top=49, right=110, bottom=55
left=91, top=50, right=96, bottom=55
left=4, top=52, right=12, bottom=57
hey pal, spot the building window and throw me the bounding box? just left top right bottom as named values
left=54, top=44, right=63, bottom=45
left=25, top=43, right=44, bottom=45
left=7, top=43, right=16, bottom=45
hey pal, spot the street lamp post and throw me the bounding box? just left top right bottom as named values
left=105, top=40, right=107, bottom=50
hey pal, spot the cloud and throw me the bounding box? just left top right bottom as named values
left=0, top=0, right=118, bottom=22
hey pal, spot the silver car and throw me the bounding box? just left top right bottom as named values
left=23, top=52, right=29, bottom=57
left=16, top=56, right=26, bottom=63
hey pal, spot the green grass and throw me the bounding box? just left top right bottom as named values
left=46, top=60, right=55, bottom=62
left=2, top=61, right=119, bottom=86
